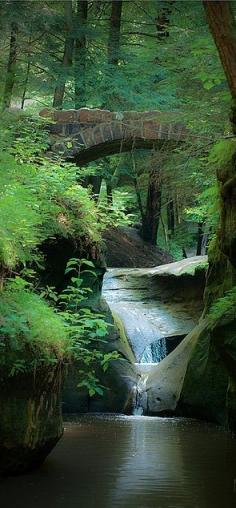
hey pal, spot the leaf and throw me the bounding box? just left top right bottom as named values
left=81, top=259, right=95, bottom=268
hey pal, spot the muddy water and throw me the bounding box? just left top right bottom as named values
left=1, top=415, right=236, bottom=508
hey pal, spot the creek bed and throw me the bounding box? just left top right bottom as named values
left=1, top=414, right=236, bottom=508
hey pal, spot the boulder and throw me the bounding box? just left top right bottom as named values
left=179, top=317, right=236, bottom=429
left=0, top=365, right=63, bottom=475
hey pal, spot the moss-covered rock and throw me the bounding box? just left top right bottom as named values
left=180, top=317, right=236, bottom=429
left=178, top=142, right=236, bottom=430
left=0, top=364, right=63, bottom=475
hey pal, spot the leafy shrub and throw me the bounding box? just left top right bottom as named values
left=0, top=153, right=44, bottom=268
left=0, top=277, right=69, bottom=376
left=0, top=260, right=119, bottom=396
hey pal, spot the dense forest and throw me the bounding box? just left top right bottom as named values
left=1, top=0, right=236, bottom=494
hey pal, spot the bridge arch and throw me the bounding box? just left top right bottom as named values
left=40, top=108, right=190, bottom=164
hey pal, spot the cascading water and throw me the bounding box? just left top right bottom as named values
left=102, top=267, right=198, bottom=415
left=140, top=338, right=167, bottom=363
left=133, top=376, right=147, bottom=415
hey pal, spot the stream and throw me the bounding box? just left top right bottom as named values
left=2, top=261, right=236, bottom=507
left=1, top=414, right=236, bottom=508
left=102, top=265, right=205, bottom=414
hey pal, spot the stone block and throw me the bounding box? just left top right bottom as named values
left=110, top=122, right=123, bottom=140
left=39, top=108, right=54, bottom=119
left=126, top=120, right=143, bottom=138
left=78, top=108, right=91, bottom=123
left=93, top=126, right=104, bottom=145
left=79, top=108, right=112, bottom=123
left=80, top=128, right=95, bottom=148
left=143, top=120, right=160, bottom=139
left=54, top=110, right=77, bottom=123
left=47, top=123, right=64, bottom=135
left=102, top=124, right=114, bottom=143
left=122, top=111, right=140, bottom=121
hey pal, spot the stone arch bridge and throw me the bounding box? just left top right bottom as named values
left=40, top=107, right=192, bottom=165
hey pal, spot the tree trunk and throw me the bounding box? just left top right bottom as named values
left=53, top=1, right=74, bottom=109
left=167, top=195, right=175, bottom=238
left=84, top=175, right=102, bottom=202
left=21, top=60, right=30, bottom=110
left=74, top=0, right=88, bottom=109
left=204, top=0, right=236, bottom=268
left=131, top=151, right=145, bottom=224
left=107, top=1, right=122, bottom=65
left=155, top=1, right=175, bottom=39
left=142, top=169, right=162, bottom=245
left=196, top=221, right=204, bottom=256
left=2, top=22, right=18, bottom=110
left=106, top=182, right=113, bottom=205
left=203, top=1, right=236, bottom=105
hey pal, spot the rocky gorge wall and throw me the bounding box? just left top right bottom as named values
left=0, top=365, right=63, bottom=475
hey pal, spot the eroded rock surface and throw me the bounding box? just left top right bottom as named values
left=0, top=366, right=63, bottom=475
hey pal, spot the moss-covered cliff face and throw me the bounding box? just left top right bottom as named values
left=180, top=142, right=236, bottom=430
left=0, top=365, right=63, bottom=475
left=180, top=318, right=236, bottom=429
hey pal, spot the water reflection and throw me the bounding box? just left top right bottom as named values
left=1, top=415, right=236, bottom=508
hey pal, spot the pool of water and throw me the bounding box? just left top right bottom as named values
left=1, top=415, right=236, bottom=508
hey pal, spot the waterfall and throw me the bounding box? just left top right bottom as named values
left=133, top=376, right=147, bottom=415
left=102, top=267, right=197, bottom=416
left=141, top=338, right=167, bottom=364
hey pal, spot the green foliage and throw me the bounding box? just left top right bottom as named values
left=0, top=114, right=106, bottom=270
left=208, top=139, right=236, bottom=169
left=209, top=286, right=236, bottom=326
left=0, top=259, right=119, bottom=395
left=53, top=258, right=119, bottom=396
left=0, top=153, right=44, bottom=268
left=185, top=184, right=220, bottom=230
left=0, top=277, right=69, bottom=376
left=98, top=189, right=136, bottom=228
left=157, top=234, right=183, bottom=261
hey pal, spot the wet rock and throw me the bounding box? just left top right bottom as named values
left=179, top=317, right=236, bottom=429
left=102, top=257, right=207, bottom=363
left=145, top=320, right=207, bottom=414
left=0, top=366, right=63, bottom=476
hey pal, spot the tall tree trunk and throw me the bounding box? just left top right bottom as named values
left=74, top=0, right=88, bottom=109
left=53, top=0, right=74, bottom=109
left=204, top=1, right=236, bottom=270
left=105, top=0, right=122, bottom=109
left=83, top=175, right=102, bottom=202
left=107, top=0, right=122, bottom=65
left=21, top=33, right=32, bottom=110
left=2, top=22, right=18, bottom=110
left=155, top=1, right=175, bottom=39
left=196, top=221, right=204, bottom=256
left=106, top=181, right=113, bottom=205
left=167, top=195, right=175, bottom=238
left=131, top=151, right=145, bottom=224
left=203, top=1, right=236, bottom=106
left=142, top=169, right=162, bottom=245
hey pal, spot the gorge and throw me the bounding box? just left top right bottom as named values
left=1, top=1, right=236, bottom=507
